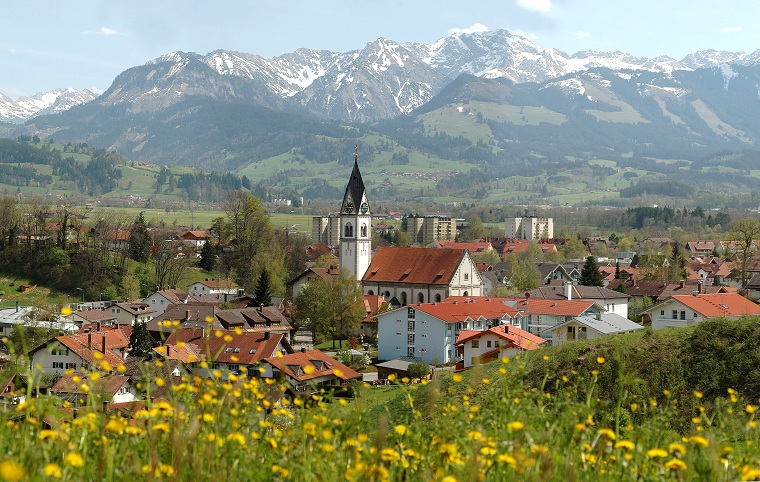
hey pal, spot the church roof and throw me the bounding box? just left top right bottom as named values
left=344, top=150, right=366, bottom=207
left=362, top=247, right=466, bottom=285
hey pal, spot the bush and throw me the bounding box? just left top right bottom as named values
left=407, top=361, right=430, bottom=379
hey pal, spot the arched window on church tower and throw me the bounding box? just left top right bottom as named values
left=344, top=223, right=353, bottom=237
left=360, top=223, right=367, bottom=237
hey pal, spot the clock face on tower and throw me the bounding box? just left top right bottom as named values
left=343, top=201, right=355, bottom=213
left=360, top=202, right=369, bottom=214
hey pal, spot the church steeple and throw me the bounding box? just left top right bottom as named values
left=339, top=146, right=371, bottom=280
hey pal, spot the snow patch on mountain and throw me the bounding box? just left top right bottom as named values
left=0, top=88, right=97, bottom=123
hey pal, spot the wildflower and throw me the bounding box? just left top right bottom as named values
left=61, top=306, right=72, bottom=316
left=156, top=464, right=175, bottom=477
left=694, top=390, right=703, bottom=398
left=598, top=428, right=616, bottom=440
left=665, top=458, right=687, bottom=471
left=43, top=463, right=62, bottom=478
left=663, top=389, right=671, bottom=396
left=615, top=440, right=635, bottom=451
left=334, top=369, right=344, bottom=378
left=596, top=356, right=605, bottom=364
left=452, top=374, right=462, bottom=383
left=201, top=413, right=215, bottom=423
left=227, top=432, right=246, bottom=446
left=747, top=404, right=756, bottom=414
left=0, top=460, right=25, bottom=482
left=272, top=464, right=289, bottom=478
left=64, top=453, right=84, bottom=467
left=442, top=477, right=458, bottom=482
left=508, top=421, right=524, bottom=432
left=303, top=365, right=315, bottom=375
left=686, top=435, right=709, bottom=448
left=394, top=424, right=407, bottom=436
left=152, top=423, right=171, bottom=433
left=387, top=374, right=396, bottom=382
left=669, top=443, right=686, bottom=456
left=630, top=403, right=638, bottom=411
left=647, top=448, right=668, bottom=459
left=543, top=355, right=549, bottom=361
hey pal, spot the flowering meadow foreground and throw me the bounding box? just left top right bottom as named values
left=2, top=318, right=760, bottom=481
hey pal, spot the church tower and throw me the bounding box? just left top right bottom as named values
left=339, top=147, right=371, bottom=281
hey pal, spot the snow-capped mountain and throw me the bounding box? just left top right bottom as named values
left=12, top=27, right=760, bottom=125
left=0, top=88, right=97, bottom=123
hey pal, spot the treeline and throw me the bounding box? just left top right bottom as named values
left=52, top=150, right=125, bottom=195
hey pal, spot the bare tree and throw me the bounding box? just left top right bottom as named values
left=728, top=218, right=760, bottom=287
left=154, top=233, right=192, bottom=290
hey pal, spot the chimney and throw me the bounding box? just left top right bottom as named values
left=698, top=281, right=704, bottom=294
left=679, top=280, right=685, bottom=289
left=185, top=310, right=191, bottom=321
left=87, top=333, right=92, bottom=349
left=301, top=345, right=306, bottom=353
left=264, top=331, right=270, bottom=340
left=101, top=334, right=107, bottom=354
left=96, top=322, right=101, bottom=332
left=15, top=301, right=19, bottom=313
left=565, top=282, right=572, bottom=301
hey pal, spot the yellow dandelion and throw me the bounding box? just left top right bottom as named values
left=747, top=404, right=756, bottom=414
left=452, top=374, right=462, bottom=383
left=508, top=421, right=524, bottom=432
left=686, top=435, right=709, bottom=448
left=272, top=464, right=289, bottom=478
left=387, top=374, right=396, bottom=382
left=64, top=453, right=84, bottom=467
left=596, top=356, right=605, bottom=364
left=664, top=458, right=687, bottom=471
left=668, top=443, right=686, bottom=456
left=615, top=440, right=635, bottom=451
left=0, top=460, right=25, bottom=482
left=61, top=306, right=72, bottom=316
left=333, top=368, right=344, bottom=378
left=394, top=424, right=407, bottom=435
left=694, top=390, right=703, bottom=399
left=43, top=463, right=62, bottom=478
left=598, top=428, right=616, bottom=440
left=647, top=448, right=668, bottom=459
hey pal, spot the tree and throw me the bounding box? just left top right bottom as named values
left=728, top=218, right=760, bottom=287
left=579, top=256, right=604, bottom=286
left=668, top=243, right=687, bottom=281
left=128, top=213, right=151, bottom=263
left=127, top=321, right=154, bottom=358
left=295, top=270, right=365, bottom=347
left=506, top=257, right=540, bottom=291
left=198, top=239, right=217, bottom=272
left=154, top=236, right=191, bottom=290
left=253, top=268, right=273, bottom=307
left=407, top=362, right=430, bottom=380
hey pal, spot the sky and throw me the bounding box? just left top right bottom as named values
left=3, top=0, right=760, bottom=98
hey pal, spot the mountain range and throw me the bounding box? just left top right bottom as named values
left=3, top=28, right=760, bottom=205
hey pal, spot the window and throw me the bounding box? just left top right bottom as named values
left=407, top=307, right=415, bottom=318
left=579, top=327, right=587, bottom=340
left=567, top=326, right=576, bottom=340
left=693, top=312, right=698, bottom=318
left=228, top=364, right=240, bottom=372
left=210, top=363, right=221, bottom=370
left=471, top=339, right=479, bottom=348
left=367, top=290, right=374, bottom=296
left=408, top=320, right=415, bottom=331
left=680, top=311, right=686, bottom=320
left=407, top=334, right=414, bottom=344
left=344, top=223, right=354, bottom=237
left=360, top=224, right=367, bottom=237
left=408, top=347, right=415, bottom=357
left=401, top=292, right=408, bottom=306
left=672, top=310, right=678, bottom=320
left=486, top=340, right=492, bottom=348
left=435, top=294, right=441, bottom=303
left=464, top=273, right=469, bottom=281
left=660, top=310, right=665, bottom=316
left=65, top=363, right=77, bottom=369
left=417, top=293, right=424, bottom=304
left=52, top=362, right=64, bottom=369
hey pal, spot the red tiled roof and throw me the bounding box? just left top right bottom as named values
left=363, top=247, right=466, bottom=285
left=436, top=241, right=493, bottom=253
left=71, top=310, right=118, bottom=323
left=182, top=230, right=210, bottom=240
left=186, top=331, right=291, bottom=365
left=509, top=298, right=596, bottom=316
left=151, top=289, right=189, bottom=304
left=669, top=293, right=760, bottom=317
left=411, top=298, right=522, bottom=323
left=153, top=342, right=205, bottom=363
left=264, top=350, right=361, bottom=382
left=50, top=373, right=129, bottom=397
left=455, top=325, right=546, bottom=351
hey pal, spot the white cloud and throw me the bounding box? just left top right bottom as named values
left=719, top=26, right=743, bottom=33
left=97, top=27, right=123, bottom=36
left=448, top=23, right=490, bottom=36
left=571, top=31, right=591, bottom=38
left=516, top=0, right=552, bottom=13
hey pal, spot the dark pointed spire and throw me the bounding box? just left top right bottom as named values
left=344, top=145, right=366, bottom=207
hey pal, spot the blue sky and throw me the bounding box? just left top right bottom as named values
left=2, top=0, right=760, bottom=98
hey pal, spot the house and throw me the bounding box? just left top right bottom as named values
left=67, top=309, right=119, bottom=327
left=263, top=350, right=361, bottom=395
left=143, top=289, right=190, bottom=316
left=360, top=294, right=387, bottom=339
left=503, top=298, right=602, bottom=343
left=685, top=241, right=717, bottom=257
left=104, top=230, right=130, bottom=251
left=747, top=273, right=760, bottom=299
left=178, top=330, right=294, bottom=379
left=188, top=279, right=242, bottom=301
left=640, top=293, right=760, bottom=330
left=432, top=240, right=494, bottom=254
left=456, top=324, right=545, bottom=369
left=535, top=263, right=575, bottom=285
left=490, top=238, right=559, bottom=261
left=362, top=247, right=484, bottom=306
left=288, top=266, right=340, bottom=300
left=49, top=372, right=137, bottom=405
left=547, top=313, right=644, bottom=346
left=108, top=302, right=156, bottom=326
left=375, top=298, right=525, bottom=364
left=526, top=282, right=630, bottom=318
left=181, top=230, right=211, bottom=250
left=30, top=325, right=133, bottom=377
left=0, top=372, right=28, bottom=404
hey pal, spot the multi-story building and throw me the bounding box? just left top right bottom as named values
left=404, top=215, right=454, bottom=245
left=505, top=216, right=554, bottom=240
left=311, top=215, right=341, bottom=246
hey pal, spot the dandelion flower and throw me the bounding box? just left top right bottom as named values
left=596, top=356, right=605, bottom=364
left=43, top=463, right=62, bottom=478
left=647, top=448, right=668, bottom=459
left=686, top=435, right=709, bottom=448
left=664, top=458, right=687, bottom=471
left=747, top=405, right=756, bottom=414
left=668, top=443, right=686, bottom=456
left=598, top=428, right=616, bottom=440
left=508, top=421, right=524, bottom=432
left=394, top=424, right=407, bottom=435
left=64, top=453, right=84, bottom=467
left=615, top=440, right=635, bottom=451
left=0, top=460, right=25, bottom=482
left=452, top=374, right=462, bottom=383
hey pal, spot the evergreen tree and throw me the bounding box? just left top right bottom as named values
left=127, top=321, right=153, bottom=358
left=669, top=243, right=687, bottom=281
left=198, top=239, right=217, bottom=272
left=253, top=268, right=273, bottom=307
left=614, top=260, right=621, bottom=279
left=579, top=256, right=604, bottom=286
left=128, top=213, right=151, bottom=263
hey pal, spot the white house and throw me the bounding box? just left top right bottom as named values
left=108, top=302, right=155, bottom=325
left=455, top=324, right=546, bottom=369
left=49, top=373, right=137, bottom=404
left=263, top=350, right=361, bottom=395
left=188, top=279, right=242, bottom=301
left=547, top=313, right=644, bottom=346
left=502, top=297, right=602, bottom=344
left=526, top=282, right=630, bottom=318
left=376, top=298, right=524, bottom=364
left=143, top=289, right=190, bottom=316
left=363, top=247, right=484, bottom=307
left=640, top=293, right=760, bottom=330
